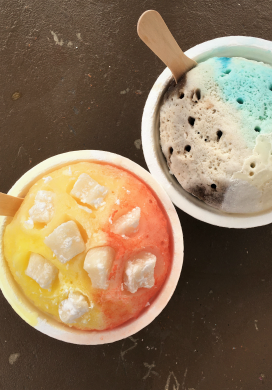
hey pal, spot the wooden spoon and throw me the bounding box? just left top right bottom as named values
left=0, top=192, right=23, bottom=217
left=137, top=10, right=197, bottom=82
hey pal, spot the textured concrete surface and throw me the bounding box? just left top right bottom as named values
left=1, top=0, right=272, bottom=389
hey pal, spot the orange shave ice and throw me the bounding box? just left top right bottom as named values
left=3, top=162, right=173, bottom=330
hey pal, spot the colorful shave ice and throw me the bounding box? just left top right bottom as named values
left=160, top=57, right=272, bottom=213
left=3, top=162, right=172, bottom=330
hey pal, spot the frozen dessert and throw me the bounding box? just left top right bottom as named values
left=3, top=162, right=173, bottom=330
left=160, top=57, right=272, bottom=213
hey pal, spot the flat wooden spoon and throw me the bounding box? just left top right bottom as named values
left=0, top=192, right=23, bottom=217
left=137, top=10, right=197, bottom=82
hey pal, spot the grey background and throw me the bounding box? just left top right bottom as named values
left=0, top=0, right=271, bottom=389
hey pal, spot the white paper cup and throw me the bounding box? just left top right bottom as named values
left=142, top=36, right=272, bottom=228
left=0, top=151, right=183, bottom=344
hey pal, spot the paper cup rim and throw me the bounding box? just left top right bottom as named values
left=0, top=150, right=183, bottom=344
left=142, top=35, right=272, bottom=228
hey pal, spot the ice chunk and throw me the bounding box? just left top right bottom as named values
left=35, top=191, right=53, bottom=203
left=24, top=218, right=34, bottom=229
left=63, top=166, right=72, bottom=176
left=59, top=292, right=89, bottom=324
left=111, top=207, right=141, bottom=236
left=44, top=221, right=85, bottom=263
left=29, top=190, right=54, bottom=223
left=124, top=251, right=156, bottom=293
left=84, top=246, right=115, bottom=289
left=70, top=173, right=108, bottom=209
left=78, top=205, right=92, bottom=213
left=25, top=253, right=58, bottom=289
left=42, top=176, right=52, bottom=183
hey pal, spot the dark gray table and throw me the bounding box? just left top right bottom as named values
left=0, top=1, right=271, bottom=389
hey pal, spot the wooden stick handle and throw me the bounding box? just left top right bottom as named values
left=0, top=192, right=23, bottom=217
left=137, top=10, right=197, bottom=82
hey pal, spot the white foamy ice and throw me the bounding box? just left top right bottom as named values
left=59, top=291, right=89, bottom=324
left=222, top=134, right=272, bottom=213
left=124, top=251, right=156, bottom=293
left=159, top=58, right=272, bottom=213
left=71, top=173, right=108, bottom=209
left=29, top=190, right=54, bottom=223
left=25, top=253, right=58, bottom=289
left=44, top=221, right=85, bottom=263
left=111, top=207, right=141, bottom=236
left=84, top=246, right=115, bottom=289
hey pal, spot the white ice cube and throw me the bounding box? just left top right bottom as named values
left=25, top=253, right=58, bottom=289
left=24, top=218, right=34, bottom=229
left=42, top=176, right=52, bottom=183
left=29, top=190, right=54, bottom=223
left=59, top=291, right=89, bottom=324
left=124, top=251, right=156, bottom=293
left=78, top=205, right=92, bottom=213
left=44, top=221, right=85, bottom=263
left=84, top=246, right=115, bottom=289
left=63, top=166, right=72, bottom=176
left=111, top=207, right=141, bottom=236
left=70, top=173, right=108, bottom=209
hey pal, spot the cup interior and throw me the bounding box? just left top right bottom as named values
left=142, top=36, right=272, bottom=228
left=0, top=151, right=183, bottom=344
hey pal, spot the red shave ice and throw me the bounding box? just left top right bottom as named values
left=92, top=168, right=173, bottom=330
